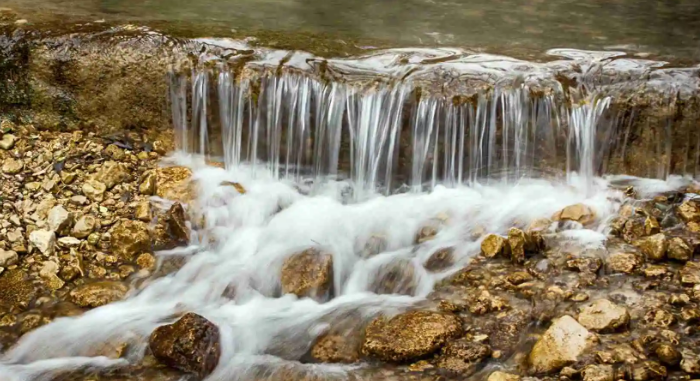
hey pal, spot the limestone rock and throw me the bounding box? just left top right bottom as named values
left=93, top=161, right=130, bottom=190
left=606, top=252, right=641, bottom=274
left=644, top=216, right=660, bottom=236
left=70, top=281, right=128, bottom=308
left=371, top=259, right=416, bottom=296
left=681, top=350, right=700, bottom=374
left=135, top=201, right=152, bottom=222
left=310, top=334, right=360, bottom=363
left=29, top=229, right=56, bottom=256
left=47, top=205, right=72, bottom=234
left=508, top=228, right=526, bottom=264
left=111, top=220, right=151, bottom=261
left=655, top=344, right=681, bottom=366
left=2, top=158, right=23, bottom=174
left=552, top=204, right=595, bottom=225
left=481, top=234, right=508, bottom=258
left=525, top=217, right=550, bottom=251
left=166, top=203, right=190, bottom=247
left=156, top=166, right=194, bottom=203
left=435, top=339, right=491, bottom=375
left=678, top=201, right=700, bottom=223
left=528, top=315, right=596, bottom=374
left=82, top=179, right=107, bottom=201
left=104, top=144, right=125, bottom=160
left=0, top=250, right=18, bottom=267
left=577, top=299, right=629, bottom=332
left=680, top=262, right=700, bottom=285
left=139, top=171, right=156, bottom=195
left=362, top=310, right=463, bottom=362
left=630, top=361, right=666, bottom=381
left=0, top=270, right=36, bottom=309
left=488, top=371, right=521, bottom=381
left=72, top=215, right=98, bottom=238
left=149, top=312, right=221, bottom=377
left=0, top=134, right=16, bottom=150
left=280, top=248, right=333, bottom=299
left=634, top=233, right=667, bottom=261
left=582, top=364, right=614, bottom=381
left=667, top=237, right=692, bottom=262
left=57, top=236, right=81, bottom=248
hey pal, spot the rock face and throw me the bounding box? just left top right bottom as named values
left=149, top=312, right=221, bottom=378
left=29, top=229, right=56, bottom=256
left=481, top=234, right=508, bottom=258
left=111, top=220, right=151, bottom=261
left=362, top=310, right=463, bottom=362
left=529, top=315, right=596, bottom=374
left=552, top=204, right=595, bottom=225
left=577, top=299, right=629, bottom=332
left=69, top=281, right=129, bottom=308
left=634, top=233, right=668, bottom=261
left=280, top=249, right=333, bottom=299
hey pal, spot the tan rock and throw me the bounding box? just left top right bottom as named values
left=57, top=236, right=81, bottom=247
left=681, top=262, right=700, bottom=285
left=2, top=157, right=23, bottom=174
left=582, top=364, right=614, bottom=381
left=93, top=161, right=130, bottom=190
left=488, top=371, right=521, bottom=381
left=29, top=229, right=56, bottom=256
left=111, top=220, right=151, bottom=261
left=655, top=344, right=681, bottom=366
left=47, top=205, right=72, bottom=234
left=508, top=228, right=526, bottom=264
left=435, top=339, right=491, bottom=375
left=0, top=134, right=16, bottom=150
left=552, top=203, right=595, bottom=225
left=281, top=248, right=333, bottom=299
left=644, top=216, right=660, bottom=236
left=311, top=334, right=360, bottom=363
left=104, top=144, right=125, bottom=161
left=681, top=349, right=700, bottom=374
left=0, top=270, right=36, bottom=309
left=528, top=315, right=596, bottom=374
left=678, top=201, right=700, bottom=223
left=156, top=166, right=194, bottom=202
left=135, top=201, right=152, bottom=222
left=606, top=252, right=641, bottom=274
left=634, top=233, right=667, bottom=261
left=0, top=249, right=18, bottom=267
left=667, top=237, right=692, bottom=262
left=362, top=310, right=463, bottom=362
left=139, top=171, right=156, bottom=195
left=525, top=217, right=550, bottom=251
left=72, top=215, right=98, bottom=239
left=70, top=281, right=128, bottom=308
left=149, top=312, right=220, bottom=377
left=82, top=180, right=107, bottom=201
left=481, top=234, right=508, bottom=258
left=631, top=361, right=666, bottom=381
left=136, top=253, right=157, bottom=270
left=577, top=299, right=629, bottom=332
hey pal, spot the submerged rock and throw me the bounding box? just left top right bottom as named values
left=149, top=312, right=221, bottom=378
left=606, top=252, right=642, bottom=274
left=528, top=315, right=596, bottom=374
left=667, top=237, right=692, bottom=262
left=310, top=334, right=360, bottom=363
left=0, top=270, right=36, bottom=309
left=362, top=310, right=463, bottom=362
left=582, top=364, right=614, bottom=381
left=424, top=247, right=455, bottom=272
left=577, top=299, right=629, bottom=332
left=371, top=259, right=416, bottom=296
left=69, top=281, right=128, bottom=308
left=435, top=339, right=491, bottom=375
left=280, top=248, right=333, bottom=299
left=481, top=234, right=508, bottom=258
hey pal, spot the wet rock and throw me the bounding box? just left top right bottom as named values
left=362, top=310, right=463, bottom=362
left=484, top=308, right=531, bottom=355
left=111, top=220, right=151, bottom=261
left=139, top=171, right=156, bottom=195
left=0, top=134, right=16, bottom=150
left=435, top=339, right=491, bottom=375
left=567, top=257, right=602, bottom=273
left=677, top=201, right=700, bottom=223
left=508, top=228, right=526, bottom=264
left=644, top=216, right=660, bottom=236
left=680, top=262, right=700, bottom=285
left=371, top=259, right=416, bottom=296
left=82, top=179, right=107, bottom=201
left=29, top=229, right=56, bottom=256
left=634, top=233, right=667, bottom=261
left=135, top=201, right=151, bottom=222
left=525, top=217, right=551, bottom=252
left=655, top=344, right=681, bottom=366
left=643, top=309, right=675, bottom=328
left=630, top=361, right=666, bottom=381
left=577, top=299, right=629, bottom=332
left=680, top=350, right=700, bottom=374
left=93, top=161, right=130, bottom=190
left=47, top=205, right=71, bottom=234
left=280, top=248, right=333, bottom=299
left=528, top=315, right=596, bottom=374
left=552, top=204, right=595, bottom=225
left=582, top=364, right=614, bottom=381
left=481, top=234, right=508, bottom=258
left=424, top=247, right=455, bottom=272
left=69, top=281, right=128, bottom=308
left=0, top=270, right=36, bottom=309
left=2, top=158, right=23, bottom=174
left=416, top=225, right=438, bottom=243
left=156, top=166, right=194, bottom=202
left=667, top=237, right=692, bottom=262
left=507, top=271, right=534, bottom=285
left=136, top=253, right=157, bottom=270
left=310, top=334, right=360, bottom=363
left=72, top=215, right=97, bottom=238
left=488, top=371, right=521, bottom=381
left=40, top=261, right=65, bottom=290
left=606, top=252, right=641, bottom=274
left=166, top=203, right=189, bottom=247
left=0, top=249, right=18, bottom=267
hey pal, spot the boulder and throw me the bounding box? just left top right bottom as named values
left=280, top=248, right=333, bottom=299
left=680, top=262, right=700, bottom=285
left=111, top=220, right=151, bottom=261
left=72, top=215, right=98, bottom=238
left=508, top=228, right=526, bottom=264
left=139, top=171, right=156, bottom=195
left=47, top=205, right=72, bottom=234
left=362, top=310, right=463, bottom=362
left=2, top=157, right=23, bottom=174
left=634, top=234, right=667, bottom=261
left=528, top=315, right=596, bottom=374
left=667, top=237, right=692, bottom=262
left=678, top=201, right=700, bottom=223
left=149, top=312, right=221, bottom=378
left=552, top=204, right=595, bottom=225
left=82, top=179, right=107, bottom=201
left=481, top=234, right=508, bottom=258
left=29, top=229, right=56, bottom=256
left=92, top=161, right=130, bottom=190
left=577, top=299, right=629, bottom=332
left=69, top=281, right=128, bottom=308
left=310, top=334, right=360, bottom=363
left=606, top=252, right=641, bottom=274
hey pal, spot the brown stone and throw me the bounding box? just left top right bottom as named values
left=630, top=361, right=666, bottom=381
left=644, top=216, right=660, bottom=236
left=166, top=203, right=190, bottom=247
left=528, top=315, right=596, bottom=374
left=655, top=344, right=681, bottom=366
left=678, top=201, right=700, bottom=223
left=0, top=270, right=36, bottom=309
left=92, top=161, right=131, bottom=190
left=606, top=252, right=641, bottom=274
left=310, top=334, right=360, bottom=363
left=424, top=247, right=455, bottom=272
left=582, top=364, right=614, bottom=381
left=69, top=281, right=128, bottom=308
left=139, top=171, right=156, bottom=195
left=362, top=310, right=463, bottom=362
left=72, top=215, right=98, bottom=238
left=280, top=248, right=333, bottom=299
left=111, top=220, right=151, bottom=261
left=680, top=261, right=700, bottom=285
left=525, top=217, right=550, bottom=252
left=435, top=339, right=490, bottom=375
left=552, top=203, right=596, bottom=225
left=481, top=234, right=508, bottom=258
left=508, top=227, right=526, bottom=264
left=667, top=237, right=692, bottom=262
left=634, top=233, right=667, bottom=261
left=577, top=299, right=629, bottom=332
left=488, top=371, right=521, bottom=381
left=149, top=312, right=221, bottom=378
left=156, top=166, right=195, bottom=203
left=371, top=259, right=416, bottom=296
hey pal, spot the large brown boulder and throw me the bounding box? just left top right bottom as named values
left=280, top=248, right=333, bottom=299
left=634, top=233, right=668, bottom=261
left=677, top=201, right=700, bottom=223
left=149, top=313, right=221, bottom=378
left=111, top=220, right=151, bottom=261
left=362, top=310, right=463, bottom=362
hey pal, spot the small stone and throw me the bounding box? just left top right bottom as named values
left=2, top=158, right=23, bottom=174
left=577, top=299, right=629, bottom=332
left=0, top=134, right=16, bottom=150
left=507, top=271, right=533, bottom=285
left=0, top=270, right=36, bottom=309
left=92, top=161, right=130, bottom=190
left=104, top=144, right=125, bottom=160
left=29, top=229, right=56, bottom=256
left=111, top=220, right=151, bottom=261
left=678, top=201, right=700, bottom=223
left=60, top=172, right=76, bottom=184
left=528, top=315, right=596, bottom=374
left=481, top=234, right=508, bottom=258
left=139, top=171, right=156, bottom=195
left=488, top=371, right=521, bottom=381
left=136, top=253, right=156, bottom=270
left=644, top=216, right=660, bottom=235
left=435, top=339, right=491, bottom=375
left=69, top=195, right=88, bottom=205
left=643, top=309, right=675, bottom=328
left=70, top=281, right=128, bottom=308
left=135, top=201, right=151, bottom=222
left=582, top=364, right=614, bottom=381
left=669, top=293, right=690, bottom=306
left=0, top=249, right=18, bottom=267
left=680, top=350, right=700, bottom=374
left=508, top=228, right=526, bottom=264
left=311, top=334, right=360, bottom=363
left=667, top=237, right=692, bottom=262
left=166, top=203, right=189, bottom=246
left=280, top=248, right=333, bottom=299
left=87, top=232, right=100, bottom=246
left=24, top=182, right=41, bottom=191
left=643, top=265, right=667, bottom=277
left=552, top=203, right=596, bottom=225
left=634, top=233, right=667, bottom=261
left=681, top=262, right=700, bottom=285
left=47, top=205, right=71, bottom=234
left=72, top=215, right=98, bottom=239
left=57, top=236, right=81, bottom=247
left=362, top=310, right=463, bottom=362
left=655, top=344, right=681, bottom=366
left=416, top=225, right=438, bottom=243
left=606, top=252, right=641, bottom=274
left=82, top=180, right=107, bottom=201
left=149, top=312, right=221, bottom=377
left=631, top=361, right=666, bottom=381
